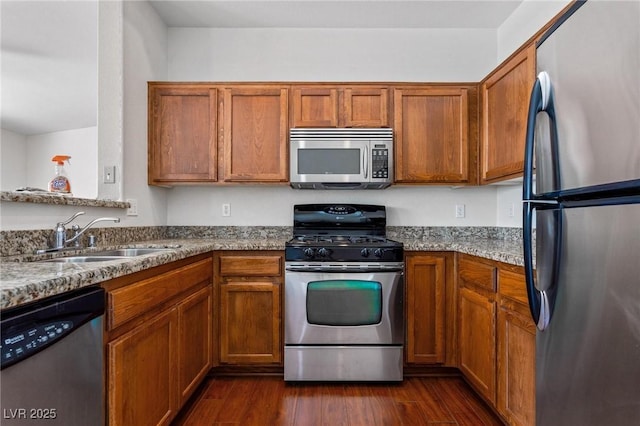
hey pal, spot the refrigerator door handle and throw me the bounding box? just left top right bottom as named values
left=523, top=201, right=562, bottom=331
left=523, top=70, right=562, bottom=331
left=524, top=71, right=561, bottom=201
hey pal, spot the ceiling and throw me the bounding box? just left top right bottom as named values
left=1, top=1, right=97, bottom=136
left=1, top=0, right=523, bottom=137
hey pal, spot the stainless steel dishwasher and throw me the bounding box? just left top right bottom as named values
left=1, top=286, right=104, bottom=425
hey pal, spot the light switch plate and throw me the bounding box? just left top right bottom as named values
left=103, top=166, right=116, bottom=184
left=126, top=199, right=138, bottom=216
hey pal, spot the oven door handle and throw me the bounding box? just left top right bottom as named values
left=286, top=264, right=404, bottom=273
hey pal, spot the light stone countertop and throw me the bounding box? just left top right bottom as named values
left=398, top=237, right=525, bottom=266
left=0, top=236, right=524, bottom=311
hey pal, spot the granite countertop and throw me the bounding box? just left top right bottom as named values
left=0, top=238, right=287, bottom=310
left=0, top=236, right=524, bottom=311
left=398, top=237, right=525, bottom=266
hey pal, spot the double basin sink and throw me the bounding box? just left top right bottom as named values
left=42, top=247, right=178, bottom=263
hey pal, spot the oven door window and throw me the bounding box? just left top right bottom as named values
left=297, top=149, right=361, bottom=175
left=306, top=280, right=382, bottom=326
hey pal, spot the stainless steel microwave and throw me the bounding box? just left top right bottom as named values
left=289, top=128, right=393, bottom=189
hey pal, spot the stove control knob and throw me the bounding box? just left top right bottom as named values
left=317, top=248, right=330, bottom=258
left=360, top=248, right=370, bottom=258
left=303, top=248, right=316, bottom=258
left=374, top=248, right=385, bottom=258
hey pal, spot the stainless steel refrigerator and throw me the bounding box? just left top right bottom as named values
left=523, top=0, right=640, bottom=425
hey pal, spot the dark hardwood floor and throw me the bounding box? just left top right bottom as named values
left=173, top=376, right=504, bottom=425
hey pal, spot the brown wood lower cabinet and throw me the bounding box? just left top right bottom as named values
left=405, top=252, right=450, bottom=365
left=108, top=308, right=178, bottom=426
left=104, top=255, right=213, bottom=426
left=459, top=285, right=497, bottom=404
left=215, top=251, right=284, bottom=366
left=457, top=254, right=535, bottom=426
left=497, top=270, right=536, bottom=426
left=177, top=286, right=213, bottom=406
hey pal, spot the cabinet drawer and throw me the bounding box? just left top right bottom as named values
left=498, top=269, right=528, bottom=306
left=219, top=255, right=282, bottom=277
left=108, top=258, right=212, bottom=329
left=459, top=257, right=496, bottom=292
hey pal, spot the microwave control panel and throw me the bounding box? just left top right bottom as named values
left=372, top=147, right=389, bottom=179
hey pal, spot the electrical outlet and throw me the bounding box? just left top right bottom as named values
left=126, top=199, right=138, bottom=216
left=103, top=165, right=116, bottom=184
left=508, top=203, right=516, bottom=218
left=455, top=204, right=466, bottom=218
left=222, top=203, right=231, bottom=217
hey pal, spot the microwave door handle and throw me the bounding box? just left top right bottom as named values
left=363, top=146, right=368, bottom=179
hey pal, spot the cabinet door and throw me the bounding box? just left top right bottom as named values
left=405, top=253, right=446, bottom=364
left=498, top=269, right=535, bottom=426
left=481, top=44, right=536, bottom=183
left=394, top=88, right=469, bottom=183
left=177, top=286, right=212, bottom=406
left=497, top=303, right=536, bottom=426
left=222, top=87, right=289, bottom=182
left=148, top=84, right=217, bottom=184
left=292, top=87, right=339, bottom=127
left=108, top=309, right=178, bottom=426
left=219, top=280, right=282, bottom=364
left=343, top=87, right=389, bottom=127
left=459, top=287, right=496, bottom=405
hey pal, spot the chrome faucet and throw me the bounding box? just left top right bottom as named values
left=37, top=212, right=120, bottom=253
left=66, top=216, right=121, bottom=247
left=51, top=211, right=85, bottom=249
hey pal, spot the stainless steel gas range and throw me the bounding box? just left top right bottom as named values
left=284, top=204, right=404, bottom=381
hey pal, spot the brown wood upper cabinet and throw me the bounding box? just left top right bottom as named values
left=393, top=86, right=475, bottom=184
left=148, top=84, right=218, bottom=184
left=480, top=43, right=536, bottom=183
left=291, top=85, right=389, bottom=128
left=222, top=87, right=289, bottom=182
left=148, top=83, right=289, bottom=185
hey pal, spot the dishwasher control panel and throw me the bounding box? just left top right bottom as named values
left=1, top=321, right=74, bottom=368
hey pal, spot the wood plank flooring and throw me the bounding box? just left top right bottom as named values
left=173, top=376, right=504, bottom=425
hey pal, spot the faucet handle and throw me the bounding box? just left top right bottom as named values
left=57, top=211, right=85, bottom=227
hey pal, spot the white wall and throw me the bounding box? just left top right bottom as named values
left=0, top=0, right=169, bottom=231
left=1, top=126, right=97, bottom=198
left=168, top=28, right=497, bottom=82
left=496, top=184, right=523, bottom=228
left=25, top=127, right=98, bottom=199
left=497, top=0, right=572, bottom=63
left=3, top=1, right=570, bottom=231
left=120, top=0, right=170, bottom=227
left=165, top=26, right=500, bottom=226
left=97, top=0, right=124, bottom=202
left=1, top=129, right=27, bottom=191
left=493, top=0, right=572, bottom=227
left=0, top=202, right=124, bottom=231
left=166, top=185, right=497, bottom=227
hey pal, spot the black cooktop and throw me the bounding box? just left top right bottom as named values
left=290, top=235, right=389, bottom=245
left=286, top=204, right=403, bottom=262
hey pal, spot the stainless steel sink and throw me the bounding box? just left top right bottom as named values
left=39, top=247, right=179, bottom=263
left=91, top=248, right=176, bottom=257
left=42, top=256, right=127, bottom=263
